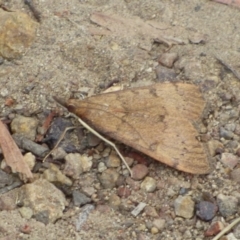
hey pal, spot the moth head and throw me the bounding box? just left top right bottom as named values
left=66, top=99, right=87, bottom=117
left=66, top=99, right=77, bottom=113
left=53, top=96, right=79, bottom=114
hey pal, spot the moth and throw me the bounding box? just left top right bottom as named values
left=66, top=83, right=212, bottom=174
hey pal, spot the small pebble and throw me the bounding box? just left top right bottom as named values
left=117, top=186, right=131, bottom=198
left=155, top=65, right=177, bottom=82
left=225, top=123, right=236, bottom=132
left=174, top=195, right=194, bottom=219
left=229, top=109, right=239, bottom=119
left=126, top=177, right=140, bottom=190
left=5, top=97, right=14, bottom=106
left=177, top=58, right=203, bottom=80
left=145, top=221, right=153, bottom=230
left=137, top=223, right=146, bottom=231
left=137, top=233, right=146, bottom=240
left=98, top=169, right=119, bottom=189
left=80, top=154, right=93, bottom=172
left=200, top=77, right=219, bottom=92
left=233, top=221, right=240, bottom=238
left=220, top=127, right=234, bottom=140
left=50, top=147, right=67, bottom=160
left=183, top=229, right=192, bottom=238
left=196, top=201, right=218, bottom=221
left=144, top=206, right=159, bottom=217
left=125, top=157, right=134, bottom=167
left=0, top=10, right=38, bottom=59
left=225, top=140, right=238, bottom=149
left=98, top=162, right=107, bottom=172
left=13, top=135, right=49, bottom=157
left=152, top=218, right=165, bottom=230
left=131, top=164, right=148, bottom=180
left=0, top=195, right=16, bottom=210
left=231, top=168, right=240, bottom=183
left=87, top=133, right=101, bottom=147
left=76, top=204, right=95, bottom=231
left=151, top=227, right=159, bottom=234
left=63, top=153, right=92, bottom=179
left=217, top=194, right=238, bottom=217
left=234, top=123, right=240, bottom=135
left=207, top=140, right=224, bottom=157
left=158, top=52, right=178, bottom=68
left=102, top=147, right=111, bottom=157
left=11, top=115, right=39, bottom=140
left=19, top=207, right=33, bottom=220
left=108, top=194, right=121, bottom=209
left=116, top=175, right=125, bottom=187
left=20, top=224, right=31, bottom=234
left=72, top=190, right=92, bottom=207
left=0, top=88, right=9, bottom=97
left=220, top=153, right=239, bottom=169
left=81, top=186, right=95, bottom=197
left=189, top=32, right=208, bottom=44
left=0, top=169, right=17, bottom=188
left=223, top=233, right=238, bottom=240
left=140, top=177, right=156, bottom=192
left=23, top=152, right=36, bottom=171
left=43, top=163, right=72, bottom=186
left=166, top=187, right=176, bottom=197
left=106, top=151, right=121, bottom=167
left=179, top=187, right=189, bottom=195
left=235, top=148, right=240, bottom=157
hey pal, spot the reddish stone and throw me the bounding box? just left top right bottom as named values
left=220, top=153, right=239, bottom=169
left=126, top=177, right=140, bottom=190
left=204, top=221, right=224, bottom=237
left=126, top=151, right=148, bottom=165
left=117, top=186, right=131, bottom=198
left=131, top=164, right=149, bottom=180
left=20, top=224, right=31, bottom=234
left=4, top=97, right=14, bottom=106
left=95, top=204, right=111, bottom=213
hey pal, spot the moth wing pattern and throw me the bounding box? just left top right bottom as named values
left=67, top=83, right=212, bottom=174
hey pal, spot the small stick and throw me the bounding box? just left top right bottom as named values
left=24, top=0, right=41, bottom=22
left=215, top=55, right=240, bottom=81
left=53, top=97, right=133, bottom=176
left=42, top=126, right=75, bottom=162
left=212, top=217, right=240, bottom=240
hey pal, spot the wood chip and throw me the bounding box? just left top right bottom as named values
left=0, top=120, right=33, bottom=179
left=131, top=202, right=147, bottom=217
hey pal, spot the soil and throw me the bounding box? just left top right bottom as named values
left=1, top=0, right=240, bottom=240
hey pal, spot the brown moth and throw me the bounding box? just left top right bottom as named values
left=66, top=83, right=212, bottom=174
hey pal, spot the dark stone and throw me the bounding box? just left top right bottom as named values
left=179, top=188, right=189, bottom=195
left=13, top=134, right=49, bottom=157
left=196, top=201, right=218, bottom=221
left=0, top=169, right=14, bottom=188
left=155, top=65, right=177, bottom=82
left=117, top=186, right=131, bottom=198
left=44, top=117, right=77, bottom=153
left=34, top=210, right=49, bottom=225
left=72, top=190, right=91, bottom=207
